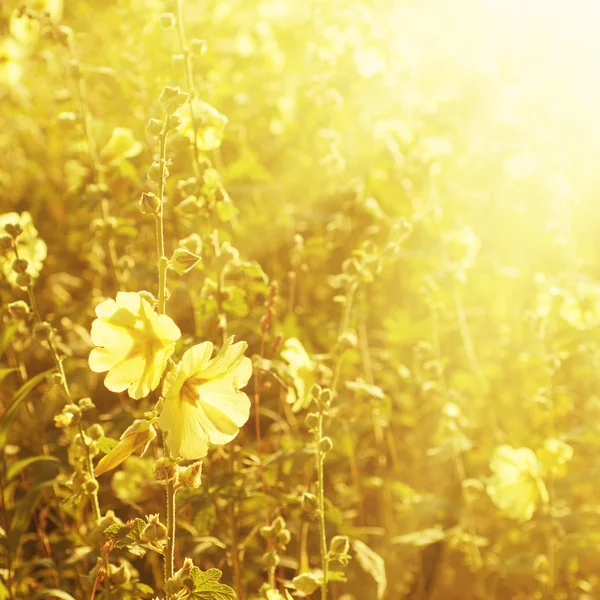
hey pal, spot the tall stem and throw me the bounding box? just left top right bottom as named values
left=15, top=247, right=102, bottom=523
left=165, top=479, right=177, bottom=588
left=156, top=128, right=170, bottom=315
left=317, top=412, right=328, bottom=600
left=175, top=0, right=201, bottom=175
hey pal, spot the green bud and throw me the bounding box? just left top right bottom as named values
left=165, top=114, right=182, bottom=130
left=301, top=492, right=319, bottom=512
left=338, top=330, right=358, bottom=349
left=330, top=535, right=350, bottom=555
left=189, top=38, right=207, bottom=55
left=173, top=557, right=195, bottom=582
left=4, top=223, right=23, bottom=239
left=159, top=86, right=190, bottom=115
left=159, top=12, right=176, bottom=28
left=108, top=562, right=131, bottom=585
left=178, top=461, right=203, bottom=488
left=139, top=191, right=160, bottom=215
left=48, top=373, right=64, bottom=387
left=276, top=529, right=291, bottom=548
left=8, top=300, right=30, bottom=320
left=15, top=272, right=31, bottom=288
left=54, top=404, right=81, bottom=429
left=262, top=550, right=280, bottom=569
left=154, top=457, right=178, bottom=482
left=87, top=424, right=105, bottom=440
left=146, top=118, right=163, bottom=137
left=272, top=516, right=286, bottom=533
left=0, top=236, right=13, bottom=251
left=318, top=436, right=333, bottom=454
left=310, top=383, right=322, bottom=400
left=259, top=525, right=274, bottom=540
left=170, top=248, right=202, bottom=275
left=304, top=412, right=319, bottom=431
left=83, top=479, right=99, bottom=495
left=33, top=322, right=54, bottom=342
left=164, top=579, right=183, bottom=595
left=141, top=514, right=168, bottom=542
left=12, top=258, right=28, bottom=274
left=98, top=509, right=122, bottom=534
left=148, top=162, right=168, bottom=183
left=78, top=397, right=95, bottom=411
left=318, top=389, right=333, bottom=411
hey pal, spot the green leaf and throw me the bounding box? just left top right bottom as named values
left=352, top=539, right=387, bottom=600
left=103, top=518, right=146, bottom=549
left=186, top=567, right=236, bottom=599
left=0, top=368, right=19, bottom=384
left=6, top=455, right=60, bottom=482
left=0, top=369, right=53, bottom=450
left=9, top=480, right=55, bottom=554
left=0, top=322, right=18, bottom=355
left=30, top=590, right=77, bottom=600
left=391, top=527, right=446, bottom=546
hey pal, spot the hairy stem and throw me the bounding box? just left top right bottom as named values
left=165, top=479, right=177, bottom=589
left=317, top=411, right=328, bottom=600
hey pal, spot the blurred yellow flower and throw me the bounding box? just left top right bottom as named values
left=0, top=212, right=47, bottom=284
left=159, top=337, right=251, bottom=459
left=89, top=292, right=181, bottom=399
left=281, top=337, right=316, bottom=412
left=100, top=127, right=143, bottom=165
left=487, top=445, right=549, bottom=522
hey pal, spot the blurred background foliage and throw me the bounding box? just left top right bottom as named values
left=2, top=0, right=600, bottom=598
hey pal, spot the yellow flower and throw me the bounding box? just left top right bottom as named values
left=88, top=292, right=181, bottom=399
left=281, top=337, right=316, bottom=412
left=0, top=212, right=47, bottom=283
left=159, top=337, right=252, bottom=459
left=487, top=445, right=549, bottom=522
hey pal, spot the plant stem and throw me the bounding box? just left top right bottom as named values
left=156, top=127, right=170, bottom=315
left=175, top=0, right=201, bottom=175
left=165, top=479, right=177, bottom=589
left=317, top=412, right=328, bottom=600
left=14, top=247, right=102, bottom=523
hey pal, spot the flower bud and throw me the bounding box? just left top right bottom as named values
left=15, top=272, right=31, bottom=288
left=141, top=514, right=168, bottom=542
left=318, top=436, right=333, bottom=454
left=330, top=535, right=350, bottom=555
left=304, top=412, right=319, bottom=431
left=139, top=191, right=160, bottom=216
left=108, top=562, right=131, bottom=585
left=4, top=223, right=23, bottom=239
left=164, top=579, right=183, bottom=595
left=165, top=114, right=182, bottom=130
left=8, top=300, right=30, bottom=320
left=301, top=492, right=319, bottom=512
left=98, top=509, right=123, bottom=534
left=159, top=12, right=176, bottom=28
left=178, top=461, right=203, bottom=488
left=338, top=330, right=358, bottom=349
left=83, top=479, right=100, bottom=495
left=159, top=86, right=190, bottom=115
left=310, top=383, right=322, bottom=400
left=262, top=550, right=280, bottom=569
left=146, top=118, right=163, bottom=137
left=259, top=525, right=274, bottom=540
left=317, top=389, right=333, bottom=411
left=33, top=322, right=54, bottom=342
left=170, top=248, right=202, bottom=275
left=189, top=38, right=207, bottom=55
left=48, top=373, right=64, bottom=387
left=78, top=397, right=95, bottom=411
left=154, top=457, right=178, bottom=482
left=276, top=529, right=291, bottom=548
left=54, top=404, right=81, bottom=428
left=0, top=235, right=13, bottom=251
left=272, top=516, right=286, bottom=533
left=87, top=424, right=105, bottom=440
left=173, top=557, right=194, bottom=583
left=12, top=258, right=28, bottom=274
left=147, top=162, right=168, bottom=183
left=137, top=290, right=157, bottom=306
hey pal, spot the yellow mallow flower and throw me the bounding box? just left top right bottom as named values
left=89, top=292, right=181, bottom=399
left=159, top=337, right=252, bottom=459
left=487, top=444, right=549, bottom=522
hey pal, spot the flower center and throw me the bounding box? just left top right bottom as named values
left=181, top=377, right=209, bottom=406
